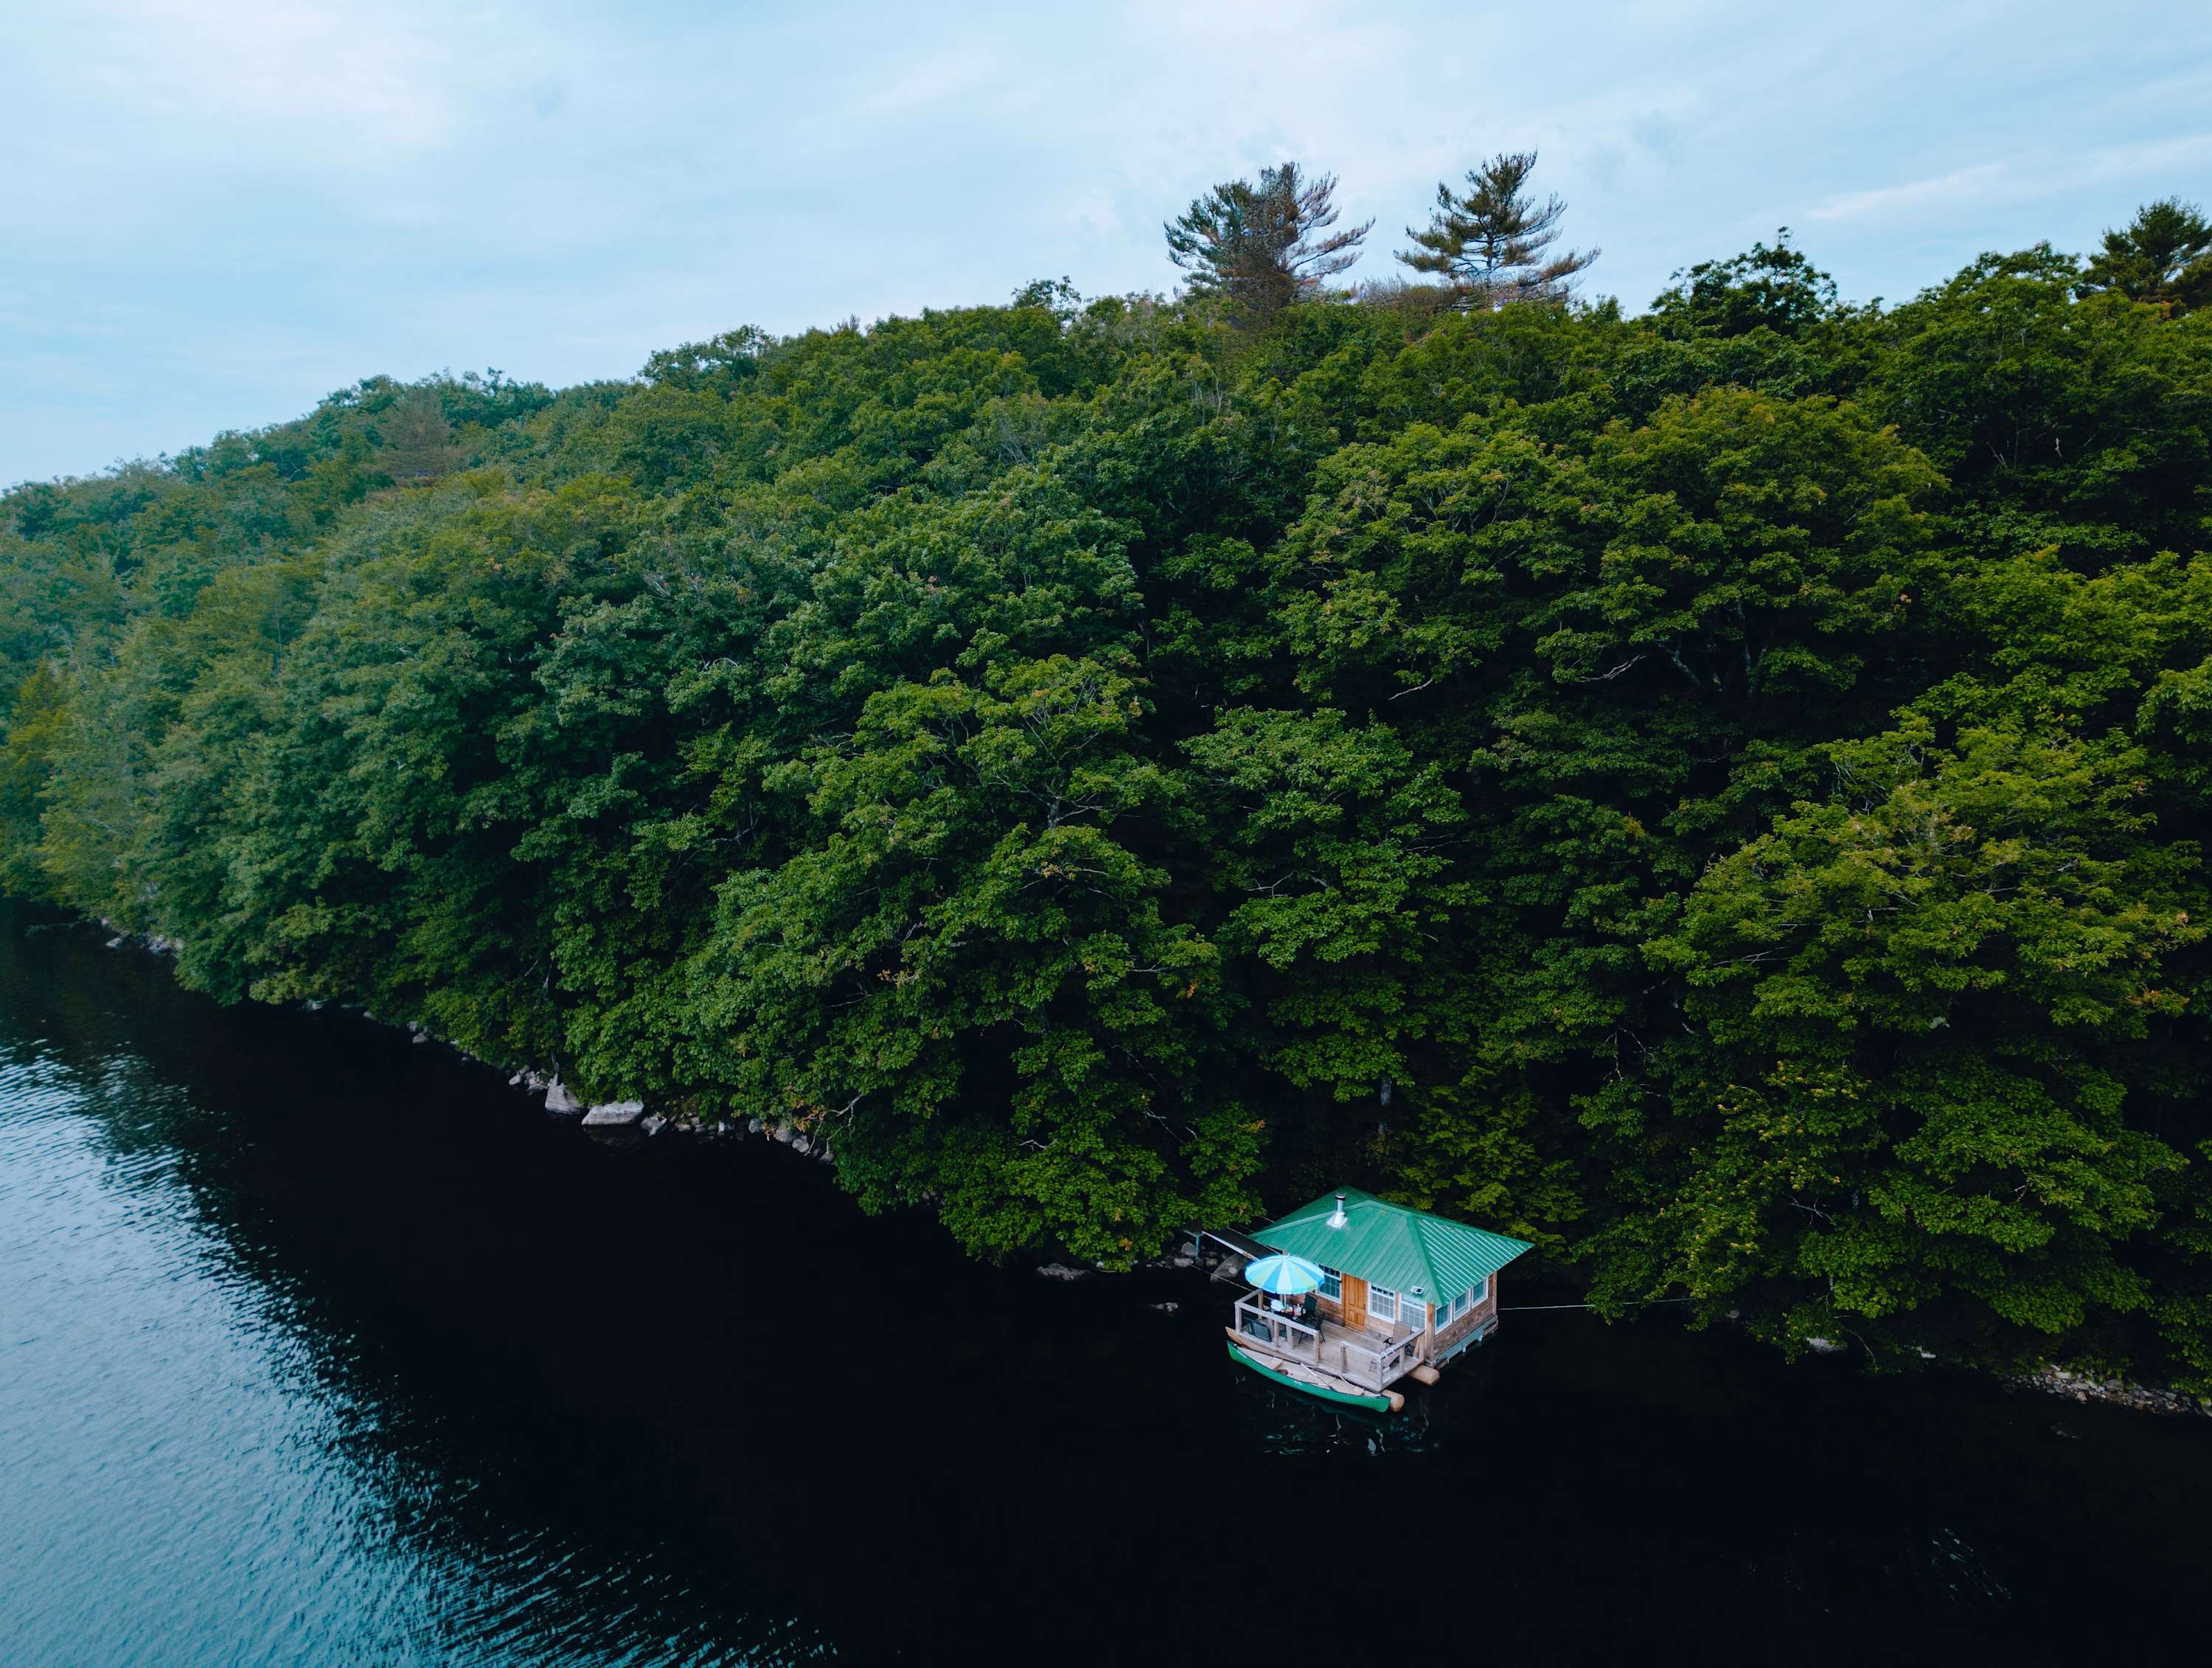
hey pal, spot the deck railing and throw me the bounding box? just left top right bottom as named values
left=1236, top=1296, right=1429, bottom=1391
left=1234, top=1297, right=1321, bottom=1361
left=1335, top=1330, right=1424, bottom=1391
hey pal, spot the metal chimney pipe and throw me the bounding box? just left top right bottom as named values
left=1328, top=1192, right=1348, bottom=1229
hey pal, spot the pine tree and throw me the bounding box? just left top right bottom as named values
left=1166, top=162, right=1371, bottom=326
left=1398, top=150, right=1597, bottom=307
left=2078, top=198, right=2212, bottom=316
left=377, top=389, right=459, bottom=487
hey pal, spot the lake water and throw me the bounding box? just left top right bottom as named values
left=1, top=909, right=2205, bottom=1667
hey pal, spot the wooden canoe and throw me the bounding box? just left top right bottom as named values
left=1224, top=1335, right=1405, bottom=1413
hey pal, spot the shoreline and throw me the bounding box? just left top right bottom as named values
left=76, top=911, right=2212, bottom=1421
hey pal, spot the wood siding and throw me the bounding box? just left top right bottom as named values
left=1433, top=1274, right=1501, bottom=1354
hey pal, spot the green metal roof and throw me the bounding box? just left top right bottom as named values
left=1253, top=1188, right=1531, bottom=1304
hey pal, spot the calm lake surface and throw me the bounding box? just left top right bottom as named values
left=1, top=910, right=2205, bottom=1667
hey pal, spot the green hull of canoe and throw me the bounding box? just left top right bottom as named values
left=1225, top=1338, right=1398, bottom=1412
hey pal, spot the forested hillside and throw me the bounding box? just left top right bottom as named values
left=6, top=184, right=2211, bottom=1387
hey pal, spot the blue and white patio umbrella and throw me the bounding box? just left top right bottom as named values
left=1243, top=1252, right=1326, bottom=1294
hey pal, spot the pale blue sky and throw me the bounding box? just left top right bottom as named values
left=4, top=0, right=2208, bottom=484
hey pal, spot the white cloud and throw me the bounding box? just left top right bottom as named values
left=1812, top=134, right=2212, bottom=226
left=849, top=45, right=1003, bottom=116
left=1811, top=164, right=2008, bottom=222
left=2060, top=131, right=2212, bottom=190
left=43, top=0, right=471, bottom=152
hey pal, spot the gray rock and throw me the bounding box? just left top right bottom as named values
left=544, top=1080, right=583, bottom=1116
left=581, top=1099, right=646, bottom=1128
left=641, top=1113, right=669, bottom=1136
left=1148, top=1302, right=1180, bottom=1314
left=791, top=1136, right=812, bottom=1156
left=1035, top=1263, right=1089, bottom=1282
left=1804, top=1335, right=1848, bottom=1355
left=747, top=1117, right=763, bottom=1135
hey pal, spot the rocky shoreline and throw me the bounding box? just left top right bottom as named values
left=508, top=1067, right=838, bottom=1164
left=2003, top=1363, right=2211, bottom=1419
left=88, top=917, right=843, bottom=1167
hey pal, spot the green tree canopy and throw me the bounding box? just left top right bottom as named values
left=2079, top=197, right=2212, bottom=315
left=4, top=202, right=2210, bottom=1390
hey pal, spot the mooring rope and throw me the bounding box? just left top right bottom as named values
left=1500, top=1299, right=1697, bottom=1311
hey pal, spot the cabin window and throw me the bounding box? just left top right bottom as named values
left=1369, top=1286, right=1398, bottom=1324
left=1437, top=1277, right=1488, bottom=1327
left=1319, top=1268, right=1341, bottom=1301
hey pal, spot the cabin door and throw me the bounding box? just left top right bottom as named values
left=1340, top=1275, right=1368, bottom=1331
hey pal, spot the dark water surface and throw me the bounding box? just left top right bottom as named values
left=1, top=913, right=2206, bottom=1667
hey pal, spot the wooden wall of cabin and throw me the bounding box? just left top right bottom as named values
left=1433, top=1275, right=1500, bottom=1354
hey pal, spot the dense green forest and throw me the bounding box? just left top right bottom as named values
left=6, top=164, right=2211, bottom=1388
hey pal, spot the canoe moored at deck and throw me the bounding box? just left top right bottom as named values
left=1224, top=1338, right=1402, bottom=1413
left=1219, top=1186, right=1532, bottom=1411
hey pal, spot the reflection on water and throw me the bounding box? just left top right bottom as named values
left=0, top=910, right=2206, bottom=1667
left=0, top=956, right=823, bottom=1666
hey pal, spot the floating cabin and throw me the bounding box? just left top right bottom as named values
left=1223, top=1188, right=1534, bottom=1413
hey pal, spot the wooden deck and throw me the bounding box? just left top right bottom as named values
left=1231, top=1298, right=1427, bottom=1394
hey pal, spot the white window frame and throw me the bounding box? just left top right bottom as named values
left=1437, top=1277, right=1489, bottom=1329
left=1368, top=1285, right=1398, bottom=1324
left=1319, top=1268, right=1342, bottom=1301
